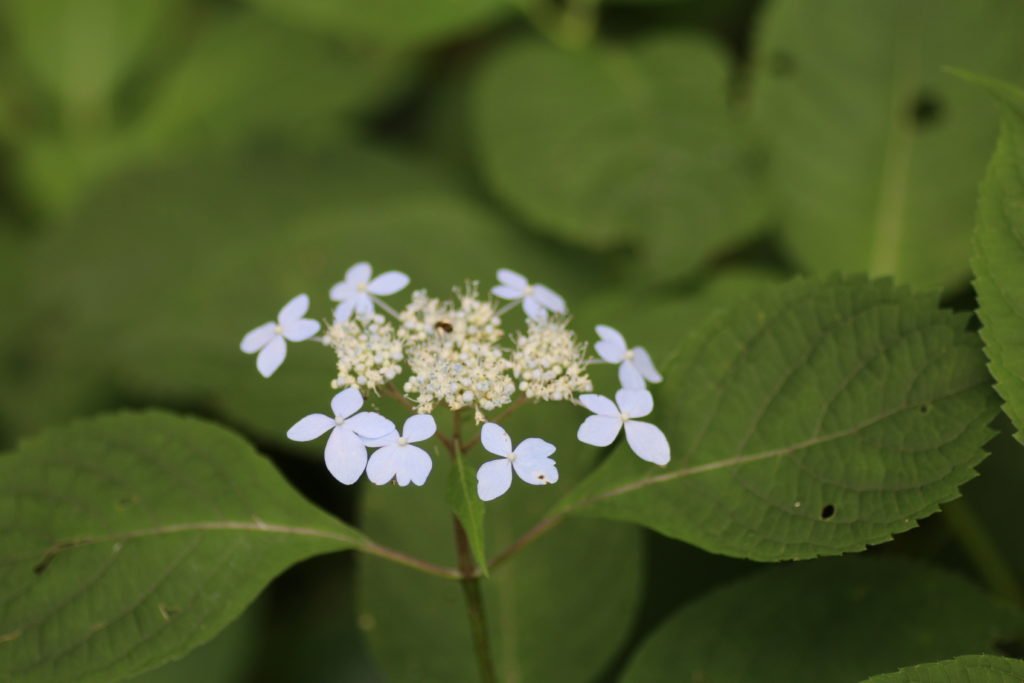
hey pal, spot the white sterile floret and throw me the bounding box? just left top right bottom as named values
left=366, top=414, right=437, bottom=487
left=324, top=313, right=404, bottom=392
left=286, top=388, right=395, bottom=484
left=476, top=423, right=558, bottom=501
left=594, top=325, right=663, bottom=389
left=512, top=317, right=593, bottom=401
left=577, top=389, right=670, bottom=466
left=491, top=268, right=567, bottom=321
left=330, top=261, right=410, bottom=321
left=240, top=293, right=321, bottom=378
left=400, top=286, right=514, bottom=416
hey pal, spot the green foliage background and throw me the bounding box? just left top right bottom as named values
left=2, top=0, right=1024, bottom=681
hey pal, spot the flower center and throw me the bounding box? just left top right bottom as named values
left=523, top=285, right=534, bottom=296
left=334, top=416, right=346, bottom=426
left=624, top=349, right=635, bottom=361
left=274, top=324, right=284, bottom=335
left=398, top=437, right=408, bottom=447
left=356, top=282, right=368, bottom=293
left=620, top=412, right=631, bottom=422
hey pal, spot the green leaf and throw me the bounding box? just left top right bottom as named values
left=969, top=76, right=1024, bottom=444
left=357, top=403, right=644, bottom=683
left=749, top=0, right=1024, bottom=290
left=621, top=557, right=1024, bottom=683
left=446, top=448, right=488, bottom=576
left=131, top=9, right=412, bottom=158
left=472, top=33, right=765, bottom=282
left=0, top=411, right=362, bottom=683
left=14, top=146, right=602, bottom=447
left=0, top=0, right=181, bottom=115
left=863, top=655, right=1024, bottom=682
left=562, top=275, right=999, bottom=561
left=240, top=0, right=508, bottom=48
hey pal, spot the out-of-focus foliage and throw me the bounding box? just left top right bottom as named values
left=750, top=0, right=1024, bottom=290
left=3, top=0, right=1024, bottom=681
left=621, top=557, right=1024, bottom=682
left=473, top=32, right=765, bottom=282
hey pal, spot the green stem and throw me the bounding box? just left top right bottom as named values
left=944, top=498, right=1023, bottom=606
left=450, top=410, right=498, bottom=683
left=454, top=517, right=498, bottom=683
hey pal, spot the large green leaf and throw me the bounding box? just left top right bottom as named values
left=472, top=33, right=765, bottom=282
left=749, top=0, right=1024, bottom=290
left=13, top=147, right=602, bottom=447
left=130, top=10, right=412, bottom=158
left=357, top=402, right=644, bottom=683
left=970, top=76, right=1024, bottom=444
left=561, top=276, right=998, bottom=561
left=0, top=0, right=181, bottom=116
left=864, top=655, right=1024, bottom=683
left=240, top=0, right=508, bottom=48
left=0, top=411, right=362, bottom=683
left=621, top=557, right=1024, bottom=683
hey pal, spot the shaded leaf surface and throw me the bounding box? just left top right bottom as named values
left=473, top=33, right=765, bottom=281
left=621, top=557, right=1024, bottom=683
left=563, top=276, right=998, bottom=561
left=971, top=76, right=1024, bottom=443
left=0, top=411, right=361, bottom=683
left=750, top=0, right=1024, bottom=289
left=863, top=655, right=1024, bottom=682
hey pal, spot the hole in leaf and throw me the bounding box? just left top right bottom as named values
left=769, top=52, right=798, bottom=77
left=821, top=504, right=835, bottom=520
left=910, top=91, right=944, bottom=128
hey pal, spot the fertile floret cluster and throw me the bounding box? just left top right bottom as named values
left=240, top=262, right=669, bottom=501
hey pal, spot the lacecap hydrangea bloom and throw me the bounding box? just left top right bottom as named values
left=240, top=263, right=670, bottom=501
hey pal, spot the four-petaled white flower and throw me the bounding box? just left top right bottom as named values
left=476, top=423, right=558, bottom=501
left=240, top=293, right=321, bottom=378
left=577, top=389, right=670, bottom=466
left=286, top=388, right=395, bottom=484
left=366, top=415, right=437, bottom=487
left=491, top=269, right=567, bottom=321
left=594, top=325, right=663, bottom=389
left=330, top=262, right=410, bottom=321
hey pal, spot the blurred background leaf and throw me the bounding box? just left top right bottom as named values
left=621, top=557, right=1024, bottom=683
left=472, top=31, right=767, bottom=284
left=749, top=0, right=1024, bottom=291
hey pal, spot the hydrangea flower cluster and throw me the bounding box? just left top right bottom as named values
left=240, top=263, right=670, bottom=501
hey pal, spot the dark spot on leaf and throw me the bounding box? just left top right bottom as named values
left=918, top=404, right=931, bottom=414
left=117, top=494, right=140, bottom=509
left=33, top=551, right=57, bottom=575
left=910, top=91, right=944, bottom=128
left=821, top=504, right=835, bottom=520
left=769, top=52, right=797, bottom=77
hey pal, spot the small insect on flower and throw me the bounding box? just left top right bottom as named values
left=476, top=423, right=559, bottom=501
left=577, top=389, right=670, bottom=466
left=287, top=388, right=395, bottom=484
left=240, top=293, right=321, bottom=378
left=594, top=325, right=663, bottom=389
